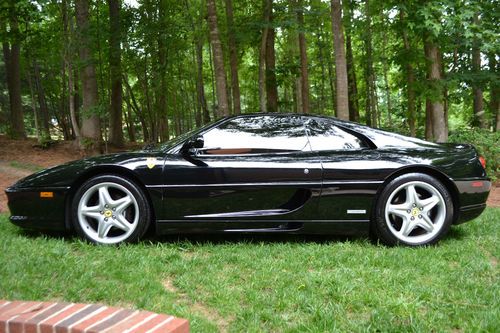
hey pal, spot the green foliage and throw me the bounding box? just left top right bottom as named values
left=449, top=127, right=499, bottom=179
left=0, top=209, right=499, bottom=331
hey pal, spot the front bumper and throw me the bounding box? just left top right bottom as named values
left=5, top=186, right=70, bottom=231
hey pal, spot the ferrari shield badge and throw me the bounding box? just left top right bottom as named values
left=146, top=157, right=156, bottom=169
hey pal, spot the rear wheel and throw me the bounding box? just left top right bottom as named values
left=373, top=173, right=453, bottom=246
left=72, top=175, right=151, bottom=244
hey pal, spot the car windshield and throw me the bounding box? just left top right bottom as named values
left=159, top=117, right=223, bottom=152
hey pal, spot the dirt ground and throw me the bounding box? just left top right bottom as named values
left=0, top=135, right=498, bottom=213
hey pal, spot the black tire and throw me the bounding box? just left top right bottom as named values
left=72, top=174, right=151, bottom=244
left=372, top=173, right=454, bottom=246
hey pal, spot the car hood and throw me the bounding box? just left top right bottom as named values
left=9, top=150, right=164, bottom=189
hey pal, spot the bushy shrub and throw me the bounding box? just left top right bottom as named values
left=449, top=127, right=499, bottom=181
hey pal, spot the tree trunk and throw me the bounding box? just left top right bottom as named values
left=33, top=61, right=51, bottom=139
left=197, top=40, right=210, bottom=124
left=259, top=0, right=271, bottom=113
left=108, top=0, right=124, bottom=146
left=330, top=0, right=349, bottom=120
left=424, top=37, right=447, bottom=142
left=206, top=0, right=229, bottom=117
left=363, top=0, right=377, bottom=127
left=344, top=0, right=359, bottom=121
left=266, top=18, right=278, bottom=112
left=124, top=74, right=149, bottom=141
left=472, top=12, right=485, bottom=128
left=2, top=2, right=26, bottom=139
left=400, top=10, right=416, bottom=136
left=27, top=66, right=40, bottom=139
left=425, top=99, right=433, bottom=141
left=63, top=0, right=81, bottom=139
left=297, top=0, right=310, bottom=113
left=382, top=28, right=392, bottom=125
left=76, top=0, right=102, bottom=153
left=225, top=0, right=241, bottom=114
left=489, top=54, right=499, bottom=131
left=157, top=1, right=168, bottom=141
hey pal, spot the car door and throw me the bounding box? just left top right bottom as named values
left=306, top=117, right=381, bottom=221
left=160, top=115, right=322, bottom=226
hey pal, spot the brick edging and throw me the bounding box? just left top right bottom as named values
left=0, top=300, right=189, bottom=333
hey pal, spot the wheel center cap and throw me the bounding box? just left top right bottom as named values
left=104, top=210, right=113, bottom=218
left=411, top=208, right=419, bottom=217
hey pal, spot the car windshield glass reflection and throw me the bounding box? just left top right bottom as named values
left=201, top=115, right=309, bottom=155
left=307, top=119, right=368, bottom=151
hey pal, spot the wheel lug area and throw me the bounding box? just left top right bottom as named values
left=418, top=215, right=422, bottom=219
left=105, top=204, right=109, bottom=208
left=407, top=209, right=411, bottom=213
left=112, top=207, right=116, bottom=211
left=112, top=215, right=116, bottom=219
left=412, top=204, right=417, bottom=207
left=104, top=217, right=108, bottom=222
left=411, top=216, right=415, bottom=220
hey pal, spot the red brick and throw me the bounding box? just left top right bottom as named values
left=100, top=311, right=156, bottom=333
left=69, top=306, right=120, bottom=333
left=6, top=302, right=45, bottom=333
left=127, top=313, right=174, bottom=333
left=150, top=318, right=189, bottom=333
left=0, top=301, right=189, bottom=333
left=39, top=303, right=87, bottom=333
left=85, top=308, right=135, bottom=332
left=0, top=301, right=43, bottom=333
left=24, top=302, right=70, bottom=333
left=54, top=304, right=104, bottom=333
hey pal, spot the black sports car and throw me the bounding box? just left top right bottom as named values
left=6, top=114, right=491, bottom=246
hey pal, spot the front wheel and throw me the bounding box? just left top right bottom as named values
left=373, top=173, right=454, bottom=246
left=72, top=175, right=151, bottom=244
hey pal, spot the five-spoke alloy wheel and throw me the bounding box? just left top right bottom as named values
left=373, top=173, right=454, bottom=246
left=72, top=175, right=151, bottom=244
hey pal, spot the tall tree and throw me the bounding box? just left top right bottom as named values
left=63, top=0, right=81, bottom=140
left=259, top=0, right=272, bottom=113
left=32, top=61, right=50, bottom=139
left=75, top=0, right=102, bottom=153
left=265, top=1, right=278, bottom=113
left=362, top=0, right=377, bottom=127
left=108, top=0, right=124, bottom=146
left=2, top=0, right=26, bottom=139
left=206, top=0, right=229, bottom=117
left=225, top=0, right=241, bottom=115
left=471, top=12, right=485, bottom=128
left=489, top=54, right=499, bottom=131
left=297, top=0, right=310, bottom=113
left=424, top=36, right=447, bottom=142
left=330, top=0, right=349, bottom=120
left=399, top=9, right=416, bottom=136
left=344, top=0, right=359, bottom=121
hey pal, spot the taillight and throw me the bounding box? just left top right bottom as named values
left=479, top=156, right=486, bottom=169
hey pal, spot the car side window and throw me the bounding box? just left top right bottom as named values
left=200, top=116, right=309, bottom=155
left=306, top=118, right=369, bottom=151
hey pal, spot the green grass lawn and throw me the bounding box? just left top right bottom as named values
left=0, top=210, right=498, bottom=332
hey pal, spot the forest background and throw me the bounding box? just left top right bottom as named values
left=0, top=0, right=498, bottom=176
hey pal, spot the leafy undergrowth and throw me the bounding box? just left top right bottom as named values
left=0, top=210, right=498, bottom=332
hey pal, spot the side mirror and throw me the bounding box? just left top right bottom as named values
left=191, top=135, right=204, bottom=149
left=181, top=135, right=204, bottom=154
